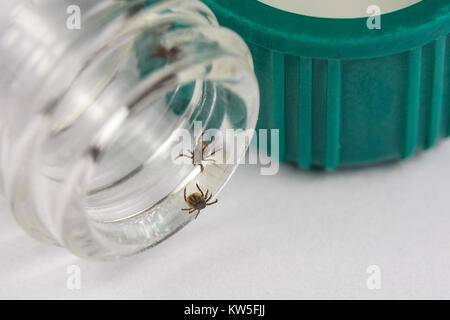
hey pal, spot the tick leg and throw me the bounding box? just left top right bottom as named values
left=206, top=193, right=212, bottom=202
left=206, top=199, right=218, bottom=206
left=207, top=148, right=221, bottom=158
left=195, top=210, right=201, bottom=219
left=176, top=153, right=192, bottom=160
left=196, top=130, right=206, bottom=145
left=202, top=143, right=213, bottom=159
left=182, top=208, right=191, bottom=211
left=184, top=187, right=187, bottom=202
left=196, top=183, right=204, bottom=197
left=204, top=190, right=209, bottom=200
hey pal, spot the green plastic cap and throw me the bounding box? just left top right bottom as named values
left=203, top=0, right=450, bottom=169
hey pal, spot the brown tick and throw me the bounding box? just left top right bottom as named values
left=177, top=131, right=221, bottom=172
left=150, top=44, right=181, bottom=62
left=182, top=183, right=218, bottom=219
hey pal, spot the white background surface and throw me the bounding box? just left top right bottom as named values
left=1, top=140, right=450, bottom=300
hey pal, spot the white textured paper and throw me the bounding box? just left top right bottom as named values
left=1, top=139, right=450, bottom=299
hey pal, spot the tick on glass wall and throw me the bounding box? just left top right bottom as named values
left=150, top=43, right=181, bottom=62
left=182, top=183, right=218, bottom=219
left=177, top=131, right=220, bottom=172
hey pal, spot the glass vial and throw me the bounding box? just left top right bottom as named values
left=0, top=0, right=259, bottom=260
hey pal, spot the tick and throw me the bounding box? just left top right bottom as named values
left=177, top=131, right=220, bottom=172
left=182, top=183, right=218, bottom=219
left=150, top=43, right=181, bottom=62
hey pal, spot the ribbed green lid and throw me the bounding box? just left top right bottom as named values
left=203, top=0, right=450, bottom=59
left=203, top=0, right=450, bottom=169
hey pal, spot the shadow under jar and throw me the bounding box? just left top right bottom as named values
left=0, top=0, right=259, bottom=260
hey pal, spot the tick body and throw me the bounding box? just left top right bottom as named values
left=177, top=131, right=220, bottom=172
left=182, top=183, right=218, bottom=219
left=150, top=44, right=181, bottom=62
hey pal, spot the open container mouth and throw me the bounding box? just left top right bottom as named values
left=5, top=0, right=259, bottom=260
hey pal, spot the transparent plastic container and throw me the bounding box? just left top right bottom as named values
left=0, top=0, right=259, bottom=260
